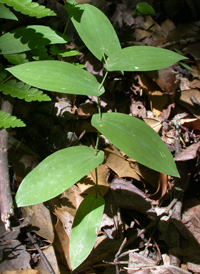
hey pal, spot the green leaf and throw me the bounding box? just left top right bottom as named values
left=136, top=2, right=155, bottom=15
left=7, top=61, right=105, bottom=96
left=0, top=3, right=18, bottom=20
left=0, top=25, right=69, bottom=55
left=50, top=45, right=79, bottom=58
left=0, top=110, right=26, bottom=129
left=0, top=0, right=56, bottom=18
left=15, top=146, right=104, bottom=207
left=70, top=194, right=105, bottom=270
left=0, top=80, right=51, bottom=102
left=105, top=46, right=187, bottom=72
left=92, top=113, right=179, bottom=177
left=4, top=53, right=28, bottom=65
left=65, top=2, right=121, bottom=61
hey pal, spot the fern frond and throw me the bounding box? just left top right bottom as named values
left=0, top=110, right=25, bottom=129
left=0, top=0, right=56, bottom=18
left=0, top=80, right=51, bottom=102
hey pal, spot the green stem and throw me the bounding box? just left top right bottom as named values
left=95, top=167, right=98, bottom=199
left=97, top=70, right=108, bottom=121
left=94, top=131, right=100, bottom=156
left=62, top=15, right=71, bottom=38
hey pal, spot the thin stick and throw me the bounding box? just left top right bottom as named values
left=0, top=98, right=14, bottom=230
left=27, top=232, right=56, bottom=274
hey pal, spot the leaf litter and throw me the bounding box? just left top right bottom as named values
left=2, top=0, right=200, bottom=273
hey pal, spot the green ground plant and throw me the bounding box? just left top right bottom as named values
left=0, top=0, right=187, bottom=270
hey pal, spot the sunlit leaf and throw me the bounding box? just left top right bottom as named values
left=70, top=194, right=105, bottom=270
left=92, top=113, right=179, bottom=177
left=65, top=2, right=121, bottom=61
left=105, top=46, right=187, bottom=72
left=15, top=146, right=104, bottom=207
left=0, top=25, right=69, bottom=55
left=7, top=61, right=105, bottom=96
left=0, top=0, right=56, bottom=18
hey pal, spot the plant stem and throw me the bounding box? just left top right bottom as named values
left=62, top=15, right=71, bottom=38
left=97, top=70, right=108, bottom=121
left=95, top=167, right=98, bottom=199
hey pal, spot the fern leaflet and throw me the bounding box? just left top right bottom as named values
left=0, top=110, right=25, bottom=129
left=0, top=80, right=51, bottom=102
left=0, top=0, right=56, bottom=18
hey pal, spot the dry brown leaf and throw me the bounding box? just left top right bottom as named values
left=143, top=117, right=162, bottom=133
left=189, top=78, right=200, bottom=89
left=1, top=269, right=39, bottom=274
left=54, top=219, right=71, bottom=269
left=77, top=164, right=109, bottom=196
left=22, top=204, right=54, bottom=243
left=146, top=66, right=178, bottom=95
left=76, top=101, right=98, bottom=118
left=138, top=74, right=169, bottom=116
left=177, top=89, right=200, bottom=118
left=148, top=173, right=168, bottom=205
left=135, top=16, right=166, bottom=46
left=182, top=198, right=200, bottom=245
left=174, top=143, right=200, bottom=161
left=104, top=145, right=141, bottom=181
left=128, top=252, right=156, bottom=273
left=52, top=185, right=83, bottom=238
left=181, top=117, right=200, bottom=132
left=183, top=42, right=200, bottom=59
left=149, top=91, right=169, bottom=116
left=161, top=19, right=176, bottom=36
left=110, top=178, right=156, bottom=217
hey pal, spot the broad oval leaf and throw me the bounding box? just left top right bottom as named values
left=15, top=146, right=104, bottom=207
left=105, top=46, right=187, bottom=72
left=7, top=61, right=105, bottom=96
left=65, top=2, right=121, bottom=61
left=0, top=3, right=18, bottom=20
left=0, top=25, right=69, bottom=55
left=0, top=0, right=56, bottom=18
left=70, top=194, right=105, bottom=270
left=92, top=113, right=179, bottom=177
left=0, top=110, right=26, bottom=129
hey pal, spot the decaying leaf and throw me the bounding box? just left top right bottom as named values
left=110, top=178, right=156, bottom=217
left=77, top=164, right=110, bottom=196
